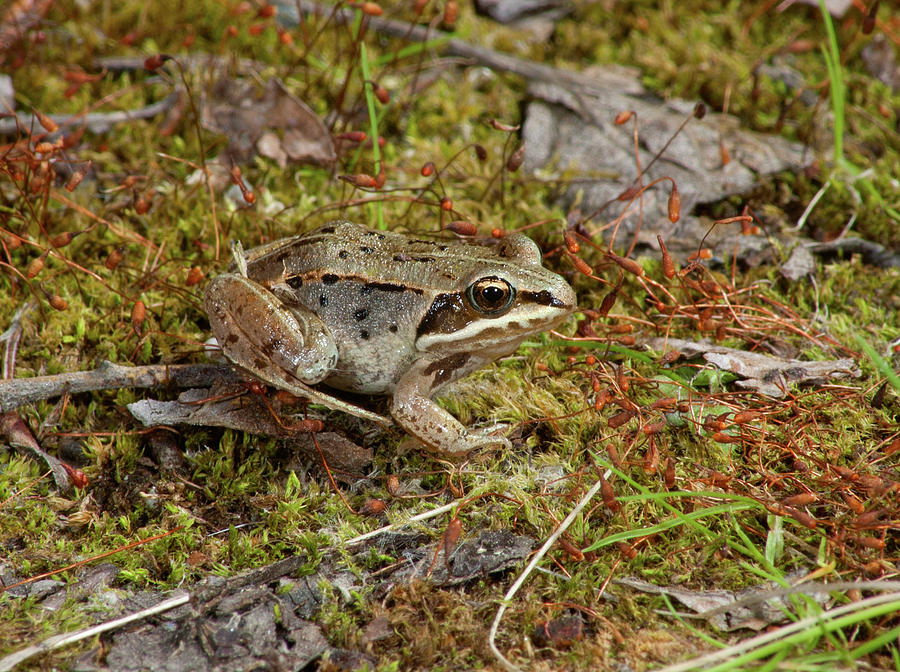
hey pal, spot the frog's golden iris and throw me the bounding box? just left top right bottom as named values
left=466, top=277, right=515, bottom=316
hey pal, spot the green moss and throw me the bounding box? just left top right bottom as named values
left=3, top=0, right=900, bottom=668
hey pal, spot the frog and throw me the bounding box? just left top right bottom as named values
left=204, top=220, right=577, bottom=456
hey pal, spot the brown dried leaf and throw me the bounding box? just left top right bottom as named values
left=1, top=412, right=71, bottom=491
left=203, top=78, right=335, bottom=167
left=531, top=613, right=583, bottom=648
left=615, top=574, right=828, bottom=632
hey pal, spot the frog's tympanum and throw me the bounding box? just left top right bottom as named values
left=204, top=221, right=576, bottom=455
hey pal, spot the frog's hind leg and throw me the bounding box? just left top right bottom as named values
left=204, top=273, right=390, bottom=427
left=205, top=273, right=337, bottom=383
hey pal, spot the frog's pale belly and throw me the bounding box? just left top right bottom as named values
left=204, top=221, right=577, bottom=456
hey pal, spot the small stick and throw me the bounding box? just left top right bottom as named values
left=0, top=92, right=180, bottom=137
left=0, top=361, right=237, bottom=412
left=1, top=301, right=35, bottom=381
left=284, top=2, right=613, bottom=99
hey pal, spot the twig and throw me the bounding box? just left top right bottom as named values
left=281, top=1, right=613, bottom=98
left=0, top=92, right=180, bottom=137
left=344, top=500, right=458, bottom=547
left=792, top=179, right=830, bottom=231
left=0, top=361, right=236, bottom=412
left=0, top=591, right=190, bottom=672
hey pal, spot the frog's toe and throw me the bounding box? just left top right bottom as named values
left=450, top=429, right=511, bottom=456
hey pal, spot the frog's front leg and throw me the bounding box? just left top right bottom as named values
left=389, top=355, right=512, bottom=457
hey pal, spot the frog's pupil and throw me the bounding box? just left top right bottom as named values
left=482, top=285, right=504, bottom=306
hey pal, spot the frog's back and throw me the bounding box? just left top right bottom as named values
left=245, top=221, right=554, bottom=288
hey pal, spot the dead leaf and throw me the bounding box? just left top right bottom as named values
left=256, top=130, right=288, bottom=167
left=531, top=612, right=584, bottom=648
left=475, top=0, right=570, bottom=23
left=809, top=236, right=900, bottom=268
left=1, top=412, right=71, bottom=492
left=144, top=428, right=186, bottom=472
left=127, top=386, right=373, bottom=473
left=475, top=0, right=571, bottom=40
left=0, top=74, right=13, bottom=112
left=649, top=338, right=860, bottom=398
left=202, top=77, right=335, bottom=167
left=128, top=386, right=284, bottom=434
left=104, top=571, right=330, bottom=672
left=286, top=431, right=373, bottom=475
left=522, top=73, right=809, bottom=261
left=614, top=575, right=830, bottom=631
left=862, top=35, right=900, bottom=92
left=361, top=615, right=395, bottom=645
left=416, top=530, right=534, bottom=586
left=321, top=649, right=377, bottom=672
left=780, top=244, right=816, bottom=281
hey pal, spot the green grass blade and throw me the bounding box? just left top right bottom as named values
left=818, top=0, right=844, bottom=163
left=358, top=42, right=384, bottom=229
left=855, top=333, right=900, bottom=392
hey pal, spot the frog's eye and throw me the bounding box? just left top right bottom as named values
left=466, top=277, right=515, bottom=316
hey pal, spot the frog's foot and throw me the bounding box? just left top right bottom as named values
left=390, top=394, right=511, bottom=457
left=469, top=422, right=514, bottom=449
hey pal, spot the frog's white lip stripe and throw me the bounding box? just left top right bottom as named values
left=416, top=311, right=562, bottom=351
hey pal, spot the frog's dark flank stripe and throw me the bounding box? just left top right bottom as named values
left=276, top=274, right=424, bottom=295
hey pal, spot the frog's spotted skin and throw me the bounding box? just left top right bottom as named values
left=204, top=221, right=576, bottom=455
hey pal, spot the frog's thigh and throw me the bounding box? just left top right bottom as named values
left=389, top=358, right=511, bottom=456
left=205, top=273, right=337, bottom=384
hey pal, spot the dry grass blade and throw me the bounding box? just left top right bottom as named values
left=0, top=592, right=190, bottom=672
left=489, top=474, right=608, bottom=672
left=657, top=588, right=900, bottom=672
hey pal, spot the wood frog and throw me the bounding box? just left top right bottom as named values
left=204, top=221, right=576, bottom=455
